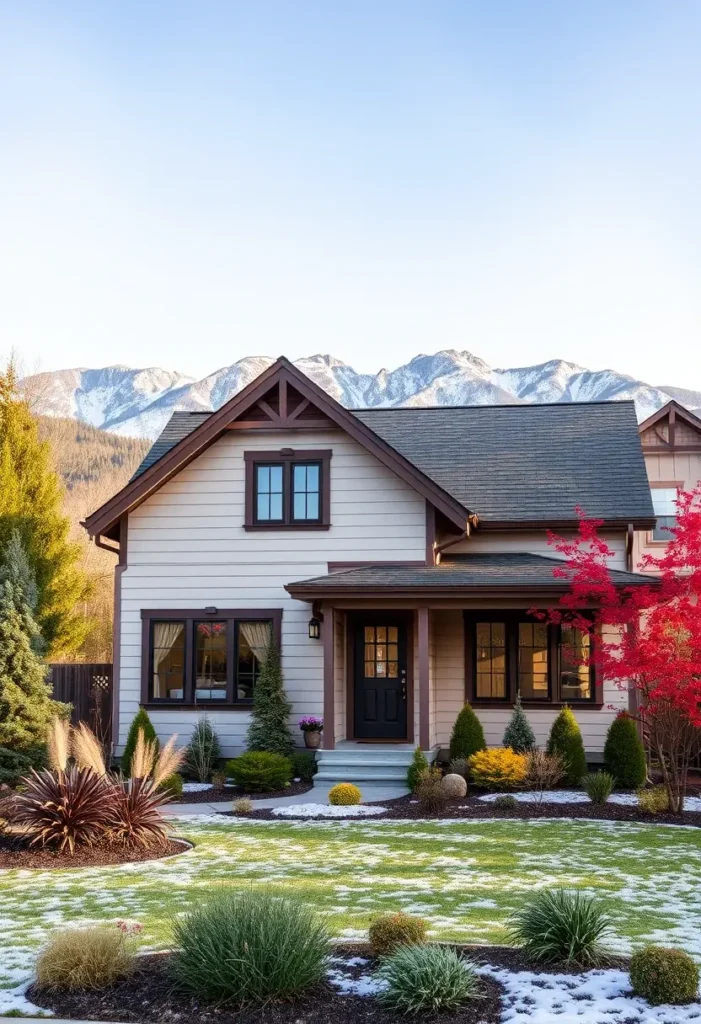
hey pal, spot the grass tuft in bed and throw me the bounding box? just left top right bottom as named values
left=170, top=888, right=330, bottom=1006
left=582, top=770, right=615, bottom=804
left=36, top=927, right=135, bottom=991
left=377, top=944, right=480, bottom=1014
left=506, top=888, right=612, bottom=966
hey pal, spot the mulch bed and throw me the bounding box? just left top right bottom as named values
left=231, top=792, right=701, bottom=826
left=171, top=780, right=313, bottom=803
left=29, top=944, right=510, bottom=1024
left=0, top=834, right=190, bottom=870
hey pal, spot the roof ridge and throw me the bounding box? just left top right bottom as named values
left=354, top=400, right=636, bottom=412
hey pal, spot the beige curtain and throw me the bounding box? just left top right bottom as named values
left=240, top=621, right=272, bottom=665
left=153, top=622, right=183, bottom=695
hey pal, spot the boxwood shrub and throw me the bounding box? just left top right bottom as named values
left=630, top=946, right=699, bottom=1005
left=226, top=752, right=292, bottom=792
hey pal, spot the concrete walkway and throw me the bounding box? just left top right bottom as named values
left=164, top=780, right=408, bottom=816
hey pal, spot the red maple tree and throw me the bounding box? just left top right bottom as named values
left=542, top=486, right=701, bottom=813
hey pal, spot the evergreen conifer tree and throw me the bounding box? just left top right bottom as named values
left=502, top=693, right=536, bottom=753
left=603, top=712, right=647, bottom=788
left=407, top=746, right=429, bottom=792
left=0, top=578, right=63, bottom=749
left=121, top=708, right=159, bottom=776
left=0, top=365, right=90, bottom=657
left=546, top=705, right=587, bottom=785
left=449, top=702, right=486, bottom=761
left=246, top=633, right=294, bottom=756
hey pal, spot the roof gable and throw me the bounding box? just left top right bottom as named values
left=83, top=357, right=468, bottom=539
left=638, top=400, right=701, bottom=453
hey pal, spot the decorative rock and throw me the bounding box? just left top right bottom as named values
left=440, top=773, right=467, bottom=798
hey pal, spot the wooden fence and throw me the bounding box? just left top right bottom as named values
left=48, top=663, right=113, bottom=748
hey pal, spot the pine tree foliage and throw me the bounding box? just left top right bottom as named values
left=546, top=705, right=587, bottom=785
left=0, top=367, right=90, bottom=657
left=246, top=633, right=294, bottom=757
left=503, top=693, right=536, bottom=753
left=407, top=746, right=429, bottom=792
left=185, top=716, right=222, bottom=782
left=603, top=712, right=647, bottom=789
left=448, top=703, right=486, bottom=761
left=0, top=578, right=64, bottom=749
left=121, top=708, right=159, bottom=777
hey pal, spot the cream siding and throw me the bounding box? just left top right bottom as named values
left=119, top=428, right=426, bottom=755
left=634, top=448, right=701, bottom=571
left=447, top=529, right=628, bottom=569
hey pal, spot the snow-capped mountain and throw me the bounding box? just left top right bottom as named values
left=25, top=352, right=700, bottom=440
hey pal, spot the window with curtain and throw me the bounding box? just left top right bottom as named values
left=237, top=621, right=271, bottom=699
left=152, top=622, right=185, bottom=699
left=475, top=621, right=507, bottom=699
left=518, top=622, right=549, bottom=699
left=560, top=626, right=592, bottom=700
left=145, top=613, right=277, bottom=704
left=651, top=487, right=678, bottom=541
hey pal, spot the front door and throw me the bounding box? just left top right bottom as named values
left=353, top=616, right=408, bottom=740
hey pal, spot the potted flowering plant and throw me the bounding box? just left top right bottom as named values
left=299, top=716, right=323, bottom=749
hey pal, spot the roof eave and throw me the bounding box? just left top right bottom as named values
left=478, top=517, right=657, bottom=531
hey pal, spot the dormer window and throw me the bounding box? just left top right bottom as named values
left=244, top=449, right=331, bottom=530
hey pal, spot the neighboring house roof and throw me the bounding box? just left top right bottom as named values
left=86, top=357, right=655, bottom=541
left=354, top=402, right=653, bottom=525
left=285, top=553, right=655, bottom=599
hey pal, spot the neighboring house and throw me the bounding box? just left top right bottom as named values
left=83, top=357, right=655, bottom=780
left=635, top=400, right=701, bottom=571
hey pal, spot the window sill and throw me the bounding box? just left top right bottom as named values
left=472, top=701, right=604, bottom=710
left=244, top=523, right=330, bottom=531
left=142, top=702, right=253, bottom=711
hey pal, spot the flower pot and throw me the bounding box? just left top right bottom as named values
left=304, top=730, right=322, bottom=749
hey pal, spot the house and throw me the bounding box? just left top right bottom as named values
left=83, top=357, right=656, bottom=782
left=635, top=400, right=701, bottom=571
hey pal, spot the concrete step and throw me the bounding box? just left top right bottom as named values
left=317, top=748, right=417, bottom=765
left=315, top=766, right=409, bottom=783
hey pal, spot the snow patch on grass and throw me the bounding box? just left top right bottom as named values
left=272, top=803, right=387, bottom=818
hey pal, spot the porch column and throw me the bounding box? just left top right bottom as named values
left=418, top=606, right=430, bottom=750
left=322, top=603, right=335, bottom=749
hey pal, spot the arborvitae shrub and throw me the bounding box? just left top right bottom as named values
left=407, top=747, right=429, bottom=792
left=603, top=712, right=646, bottom=789
left=121, top=709, right=158, bottom=777
left=448, top=703, right=485, bottom=761
left=246, top=633, right=294, bottom=757
left=546, top=706, right=587, bottom=785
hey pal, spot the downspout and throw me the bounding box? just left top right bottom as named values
left=625, top=524, right=634, bottom=572
left=434, top=514, right=479, bottom=565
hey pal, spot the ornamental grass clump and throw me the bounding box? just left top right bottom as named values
left=630, top=946, right=700, bottom=1005
left=368, top=912, right=427, bottom=957
left=415, top=766, right=447, bottom=813
left=377, top=945, right=480, bottom=1015
left=185, top=717, right=221, bottom=782
left=582, top=770, right=615, bottom=804
left=328, top=782, right=361, bottom=805
left=36, top=926, right=135, bottom=991
left=226, top=751, right=292, bottom=792
left=170, top=889, right=330, bottom=1006
left=12, top=766, right=112, bottom=854
left=468, top=747, right=528, bottom=790
left=507, top=889, right=611, bottom=966
left=524, top=749, right=566, bottom=803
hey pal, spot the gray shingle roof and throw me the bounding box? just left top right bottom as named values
left=353, top=402, right=653, bottom=524
left=286, top=553, right=654, bottom=593
left=131, top=412, right=210, bottom=480
left=131, top=400, right=654, bottom=524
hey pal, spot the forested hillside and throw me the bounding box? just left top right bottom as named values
left=36, top=417, right=150, bottom=662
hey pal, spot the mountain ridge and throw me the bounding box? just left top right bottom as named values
left=26, top=350, right=701, bottom=440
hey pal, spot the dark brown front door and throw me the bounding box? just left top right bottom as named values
left=353, top=616, right=408, bottom=740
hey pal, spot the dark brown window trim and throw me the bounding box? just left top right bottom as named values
left=140, top=608, right=282, bottom=707
left=463, top=611, right=600, bottom=708
left=244, top=449, right=331, bottom=530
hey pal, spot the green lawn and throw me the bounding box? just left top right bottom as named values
left=2, top=816, right=701, bottom=1013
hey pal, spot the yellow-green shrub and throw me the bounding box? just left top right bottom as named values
left=630, top=946, right=699, bottom=1005
left=328, top=782, right=361, bottom=805
left=468, top=747, right=527, bottom=790
left=637, top=785, right=669, bottom=814
left=36, top=927, right=135, bottom=991
left=368, top=912, right=428, bottom=956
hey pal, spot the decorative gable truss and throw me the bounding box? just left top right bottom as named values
left=639, top=400, right=701, bottom=453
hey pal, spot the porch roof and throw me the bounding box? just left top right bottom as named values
left=285, top=552, right=655, bottom=599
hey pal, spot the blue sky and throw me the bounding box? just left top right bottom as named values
left=1, top=1, right=700, bottom=387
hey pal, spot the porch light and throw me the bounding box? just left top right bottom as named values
left=308, top=617, right=321, bottom=640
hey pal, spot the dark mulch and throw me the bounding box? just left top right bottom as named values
left=172, top=780, right=313, bottom=803
left=29, top=944, right=505, bottom=1024
left=0, top=834, right=189, bottom=870
left=228, top=792, right=701, bottom=826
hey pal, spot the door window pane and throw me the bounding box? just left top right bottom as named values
left=476, top=622, right=506, bottom=699
left=236, top=621, right=271, bottom=700
left=518, top=622, right=549, bottom=699
left=195, top=621, right=228, bottom=700
left=152, top=621, right=185, bottom=699
left=560, top=626, right=592, bottom=700
left=292, top=462, right=321, bottom=521
left=651, top=488, right=678, bottom=541
left=362, top=623, right=401, bottom=680
left=256, top=464, right=284, bottom=521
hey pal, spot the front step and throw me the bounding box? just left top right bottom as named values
left=314, top=744, right=433, bottom=787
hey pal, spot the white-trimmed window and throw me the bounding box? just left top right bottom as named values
left=651, top=487, right=678, bottom=541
